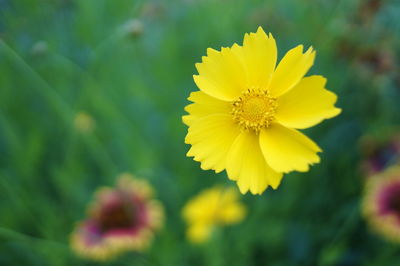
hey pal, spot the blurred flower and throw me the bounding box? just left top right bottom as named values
left=71, top=174, right=164, bottom=261
left=334, top=0, right=396, bottom=80
left=140, top=2, right=166, bottom=20
left=182, top=186, right=246, bottom=244
left=357, top=0, right=383, bottom=24
left=363, top=166, right=400, bottom=243
left=183, top=26, right=341, bottom=194
left=74, top=111, right=95, bottom=134
left=360, top=132, right=400, bottom=177
left=122, top=19, right=144, bottom=38
left=31, top=40, right=48, bottom=56
left=355, top=47, right=395, bottom=76
left=336, top=39, right=397, bottom=87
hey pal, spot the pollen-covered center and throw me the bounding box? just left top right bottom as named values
left=232, top=89, right=277, bottom=133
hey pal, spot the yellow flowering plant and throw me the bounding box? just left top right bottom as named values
left=183, top=27, right=341, bottom=195
left=182, top=186, right=246, bottom=244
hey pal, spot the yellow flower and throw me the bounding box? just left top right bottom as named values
left=362, top=166, right=400, bottom=243
left=182, top=186, right=246, bottom=243
left=183, top=27, right=341, bottom=195
left=74, top=111, right=95, bottom=133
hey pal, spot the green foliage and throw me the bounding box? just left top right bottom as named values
left=0, top=0, right=400, bottom=265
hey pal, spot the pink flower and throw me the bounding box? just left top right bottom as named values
left=363, top=166, right=400, bottom=242
left=71, top=174, right=164, bottom=261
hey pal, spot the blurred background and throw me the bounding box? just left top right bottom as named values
left=1, top=0, right=400, bottom=265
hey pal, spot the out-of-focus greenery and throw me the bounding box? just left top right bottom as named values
left=0, top=0, right=400, bottom=265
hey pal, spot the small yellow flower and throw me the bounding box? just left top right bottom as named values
left=70, top=174, right=164, bottom=261
left=74, top=111, right=95, bottom=133
left=363, top=166, right=400, bottom=243
left=183, top=27, right=341, bottom=195
left=182, top=186, right=246, bottom=244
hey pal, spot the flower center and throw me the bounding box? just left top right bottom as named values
left=385, top=185, right=400, bottom=216
left=232, top=89, right=277, bottom=133
left=389, top=194, right=400, bottom=215
left=98, top=200, right=136, bottom=233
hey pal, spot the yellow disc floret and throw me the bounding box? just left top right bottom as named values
left=232, top=89, right=277, bottom=133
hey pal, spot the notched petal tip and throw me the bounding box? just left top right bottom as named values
left=221, top=46, right=231, bottom=53
left=213, top=168, right=223, bottom=174
left=308, top=47, right=316, bottom=59
left=250, top=186, right=266, bottom=195
left=295, top=158, right=321, bottom=173
left=192, top=75, right=202, bottom=90
left=231, top=43, right=241, bottom=49
left=194, top=63, right=201, bottom=73
left=312, top=75, right=327, bottom=85
left=333, top=107, right=342, bottom=115
left=295, top=44, right=304, bottom=53
left=256, top=25, right=265, bottom=32
left=247, top=26, right=269, bottom=42
left=184, top=135, right=192, bottom=145
left=238, top=184, right=249, bottom=195
left=305, top=48, right=316, bottom=64
left=183, top=104, right=192, bottom=113
left=230, top=170, right=272, bottom=195
left=270, top=183, right=279, bottom=190
left=255, top=26, right=271, bottom=37
left=269, top=173, right=284, bottom=189
left=268, top=32, right=275, bottom=40
left=206, top=47, right=219, bottom=56
left=199, top=162, right=211, bottom=171
left=187, top=91, right=197, bottom=102
left=256, top=26, right=268, bottom=37
left=182, top=115, right=190, bottom=125
left=324, top=107, right=342, bottom=121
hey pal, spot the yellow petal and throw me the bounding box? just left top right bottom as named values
left=182, top=115, right=194, bottom=126
left=182, top=186, right=220, bottom=224
left=275, top=75, right=341, bottom=129
left=187, top=223, right=212, bottom=244
left=269, top=45, right=315, bottom=97
left=194, top=47, right=246, bottom=101
left=218, top=188, right=246, bottom=223
left=234, top=26, right=277, bottom=89
left=185, top=114, right=240, bottom=173
left=182, top=186, right=246, bottom=229
left=226, top=131, right=283, bottom=194
left=259, top=124, right=321, bottom=173
left=182, top=91, right=231, bottom=126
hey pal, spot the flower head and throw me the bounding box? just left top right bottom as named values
left=31, top=40, right=48, bottom=56
left=363, top=166, right=400, bottom=243
left=71, top=174, right=164, bottom=261
left=183, top=27, right=341, bottom=194
left=182, top=186, right=246, bottom=244
left=74, top=111, right=95, bottom=134
left=122, top=19, right=144, bottom=38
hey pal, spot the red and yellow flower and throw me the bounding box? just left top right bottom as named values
left=70, top=174, right=164, bottom=260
